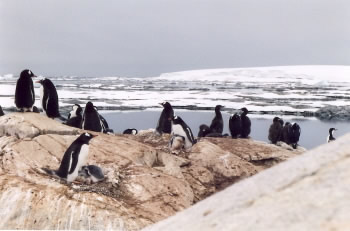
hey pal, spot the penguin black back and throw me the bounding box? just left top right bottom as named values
left=268, top=117, right=283, bottom=144
left=229, top=113, right=241, bottom=138
left=156, top=101, right=174, bottom=134
left=123, top=128, right=138, bottom=135
left=281, top=122, right=291, bottom=144
left=327, top=128, right=336, bottom=143
left=82, top=102, right=103, bottom=132
left=0, top=105, right=4, bottom=116
left=209, top=105, right=224, bottom=134
left=37, top=78, right=60, bottom=118
left=15, top=69, right=36, bottom=111
left=240, top=107, right=251, bottom=138
left=289, top=123, right=301, bottom=149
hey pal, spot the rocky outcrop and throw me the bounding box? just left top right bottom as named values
left=315, top=105, right=350, bottom=120
left=0, top=113, right=304, bottom=230
left=143, top=132, right=350, bottom=231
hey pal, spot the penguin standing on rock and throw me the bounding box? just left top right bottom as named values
left=82, top=102, right=110, bottom=133
left=15, top=69, right=36, bottom=112
left=327, top=128, right=337, bottom=143
left=240, top=108, right=251, bottom=138
left=289, top=123, right=301, bottom=149
left=209, top=105, right=224, bottom=134
left=65, top=104, right=83, bottom=128
left=36, top=78, right=61, bottom=119
left=42, top=133, right=95, bottom=183
left=170, top=115, right=196, bottom=151
left=156, top=101, right=174, bottom=135
left=229, top=113, right=241, bottom=138
left=268, top=117, right=283, bottom=144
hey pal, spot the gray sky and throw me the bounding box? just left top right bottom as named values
left=0, top=0, right=349, bottom=77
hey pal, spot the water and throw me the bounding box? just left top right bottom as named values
left=100, top=110, right=350, bottom=150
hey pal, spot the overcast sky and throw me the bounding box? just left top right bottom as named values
left=0, top=0, right=349, bottom=77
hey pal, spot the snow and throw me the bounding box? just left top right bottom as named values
left=1, top=65, right=350, bottom=114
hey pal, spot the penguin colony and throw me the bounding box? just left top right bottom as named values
left=2, top=69, right=338, bottom=183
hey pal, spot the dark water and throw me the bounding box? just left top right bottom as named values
left=101, top=110, right=350, bottom=150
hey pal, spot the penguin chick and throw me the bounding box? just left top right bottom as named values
left=169, top=135, right=185, bottom=154
left=268, top=117, right=283, bottom=144
left=209, top=105, right=224, bottom=134
left=78, top=165, right=105, bottom=184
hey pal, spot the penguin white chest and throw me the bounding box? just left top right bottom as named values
left=67, top=144, right=90, bottom=182
left=172, top=124, right=192, bottom=149
left=40, top=85, right=46, bottom=112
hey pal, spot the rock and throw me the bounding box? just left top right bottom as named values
left=143, top=133, right=350, bottom=231
left=0, top=113, right=304, bottom=229
left=315, top=105, right=350, bottom=120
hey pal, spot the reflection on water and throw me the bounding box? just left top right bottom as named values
left=101, top=110, right=350, bottom=150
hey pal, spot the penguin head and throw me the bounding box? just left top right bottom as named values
left=273, top=117, right=280, bottom=123
left=215, top=105, right=224, bottom=112
left=329, top=128, right=337, bottom=135
left=230, top=113, right=240, bottom=120
left=78, top=132, right=95, bottom=143
left=85, top=101, right=96, bottom=113
left=20, top=69, right=37, bottom=79
left=36, top=78, right=55, bottom=89
left=73, top=104, right=82, bottom=116
left=160, top=101, right=172, bottom=109
left=131, top=129, right=138, bottom=135
left=171, top=115, right=183, bottom=124
left=240, top=107, right=249, bottom=115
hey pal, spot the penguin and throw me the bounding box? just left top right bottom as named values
left=171, top=115, right=196, bottom=150
left=0, top=105, right=4, bottom=116
left=156, top=101, right=174, bottom=135
left=169, top=134, right=185, bottom=153
left=123, top=128, right=138, bottom=135
left=209, top=105, right=224, bottom=134
left=94, top=106, right=113, bottom=133
left=289, top=123, right=301, bottom=149
left=198, top=124, right=211, bottom=138
left=78, top=165, right=105, bottom=183
left=281, top=122, right=292, bottom=144
left=82, top=102, right=108, bottom=133
left=42, top=132, right=95, bottom=183
left=240, top=107, right=251, bottom=138
left=327, top=128, right=337, bottom=143
left=65, top=104, right=82, bottom=128
left=36, top=78, right=61, bottom=118
left=15, top=69, right=36, bottom=112
left=229, top=113, right=242, bottom=138
left=268, top=117, right=283, bottom=144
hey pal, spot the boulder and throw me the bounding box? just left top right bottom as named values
left=0, top=113, right=304, bottom=230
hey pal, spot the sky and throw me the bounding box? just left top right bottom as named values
left=0, top=0, right=349, bottom=77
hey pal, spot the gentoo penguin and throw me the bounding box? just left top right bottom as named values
left=281, top=122, right=292, bottom=144
left=156, top=101, right=174, bottom=135
left=268, top=117, right=283, bottom=144
left=123, top=128, right=138, bottom=135
left=36, top=78, right=60, bottom=118
left=93, top=106, right=113, bottom=133
left=209, top=105, right=224, bottom=134
left=169, top=134, right=185, bottom=153
left=229, top=113, right=242, bottom=138
left=82, top=102, right=107, bottom=133
left=327, top=128, right=337, bottom=143
left=42, top=132, right=95, bottom=183
left=78, top=165, right=104, bottom=183
left=198, top=124, right=211, bottom=138
left=240, top=107, right=251, bottom=138
left=171, top=115, right=196, bottom=151
left=65, top=104, right=83, bottom=128
left=15, top=69, right=36, bottom=112
left=0, top=105, right=4, bottom=116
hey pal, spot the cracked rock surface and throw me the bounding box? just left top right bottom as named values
left=0, top=113, right=303, bottom=230
left=144, top=133, right=350, bottom=231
